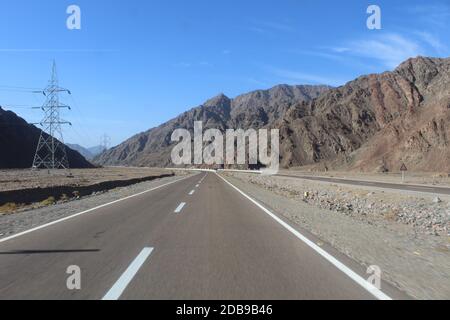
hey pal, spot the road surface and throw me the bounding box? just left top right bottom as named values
left=0, top=173, right=405, bottom=300
left=276, top=174, right=450, bottom=195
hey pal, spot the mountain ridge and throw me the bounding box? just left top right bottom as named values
left=0, top=107, right=94, bottom=169
left=95, top=56, right=450, bottom=172
left=67, top=144, right=104, bottom=160
left=276, top=56, right=450, bottom=172
left=94, top=84, right=331, bottom=166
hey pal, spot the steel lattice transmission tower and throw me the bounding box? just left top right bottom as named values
left=100, top=134, right=111, bottom=152
left=32, top=61, right=72, bottom=170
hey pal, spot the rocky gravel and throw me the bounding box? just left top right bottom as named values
left=231, top=174, right=450, bottom=237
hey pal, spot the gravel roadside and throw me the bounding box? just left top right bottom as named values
left=223, top=172, right=450, bottom=300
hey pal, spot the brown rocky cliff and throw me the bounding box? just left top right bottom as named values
left=95, top=56, right=449, bottom=173
left=279, top=56, right=450, bottom=172
left=0, top=107, right=94, bottom=169
left=94, top=85, right=330, bottom=167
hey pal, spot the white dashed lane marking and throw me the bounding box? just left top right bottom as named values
left=102, top=247, right=154, bottom=300
left=174, top=202, right=186, bottom=213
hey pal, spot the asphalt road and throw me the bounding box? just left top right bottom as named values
left=0, top=173, right=405, bottom=300
left=276, top=174, right=450, bottom=195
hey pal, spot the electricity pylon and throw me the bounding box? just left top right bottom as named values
left=100, top=134, right=111, bottom=152
left=32, top=61, right=72, bottom=170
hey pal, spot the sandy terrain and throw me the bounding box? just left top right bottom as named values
left=0, top=167, right=184, bottom=213
left=0, top=167, right=173, bottom=192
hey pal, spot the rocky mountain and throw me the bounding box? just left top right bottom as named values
left=277, top=56, right=450, bottom=172
left=67, top=144, right=94, bottom=160
left=95, top=56, right=450, bottom=173
left=95, top=85, right=331, bottom=167
left=67, top=144, right=104, bottom=160
left=87, top=145, right=105, bottom=157
left=0, top=107, right=94, bottom=169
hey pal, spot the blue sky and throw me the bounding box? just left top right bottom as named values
left=0, top=0, right=449, bottom=147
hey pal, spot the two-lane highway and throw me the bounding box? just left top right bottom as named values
left=0, top=172, right=403, bottom=300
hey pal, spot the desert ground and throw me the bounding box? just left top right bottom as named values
left=0, top=167, right=173, bottom=192
left=0, top=167, right=181, bottom=213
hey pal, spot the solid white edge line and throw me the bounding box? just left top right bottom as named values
left=102, top=247, right=154, bottom=300
left=0, top=175, right=193, bottom=244
left=174, top=202, right=186, bottom=213
left=216, top=173, right=392, bottom=301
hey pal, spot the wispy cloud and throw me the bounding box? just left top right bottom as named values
left=414, top=31, right=448, bottom=54
left=289, top=48, right=379, bottom=72
left=407, top=3, right=450, bottom=28
left=248, top=19, right=295, bottom=35
left=199, top=61, right=213, bottom=67
left=244, top=77, right=271, bottom=87
left=258, top=21, right=294, bottom=33
left=248, top=26, right=267, bottom=34
left=173, top=62, right=192, bottom=68
left=326, top=28, right=449, bottom=69
left=173, top=61, right=213, bottom=68
left=298, top=4, right=450, bottom=71
left=331, top=33, right=425, bottom=68
left=331, top=47, right=350, bottom=53
left=0, top=48, right=118, bottom=53
left=266, top=66, right=347, bottom=87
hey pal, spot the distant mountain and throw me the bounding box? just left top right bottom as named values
left=95, top=56, right=450, bottom=173
left=88, top=145, right=105, bottom=157
left=276, top=56, right=450, bottom=172
left=67, top=144, right=94, bottom=160
left=94, top=85, right=331, bottom=166
left=67, top=144, right=104, bottom=160
left=0, top=108, right=94, bottom=169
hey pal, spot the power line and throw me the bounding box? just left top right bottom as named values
left=0, top=104, right=43, bottom=110
left=67, top=94, right=97, bottom=147
left=0, top=87, right=44, bottom=94
left=0, top=123, right=37, bottom=127
left=0, top=85, right=42, bottom=90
